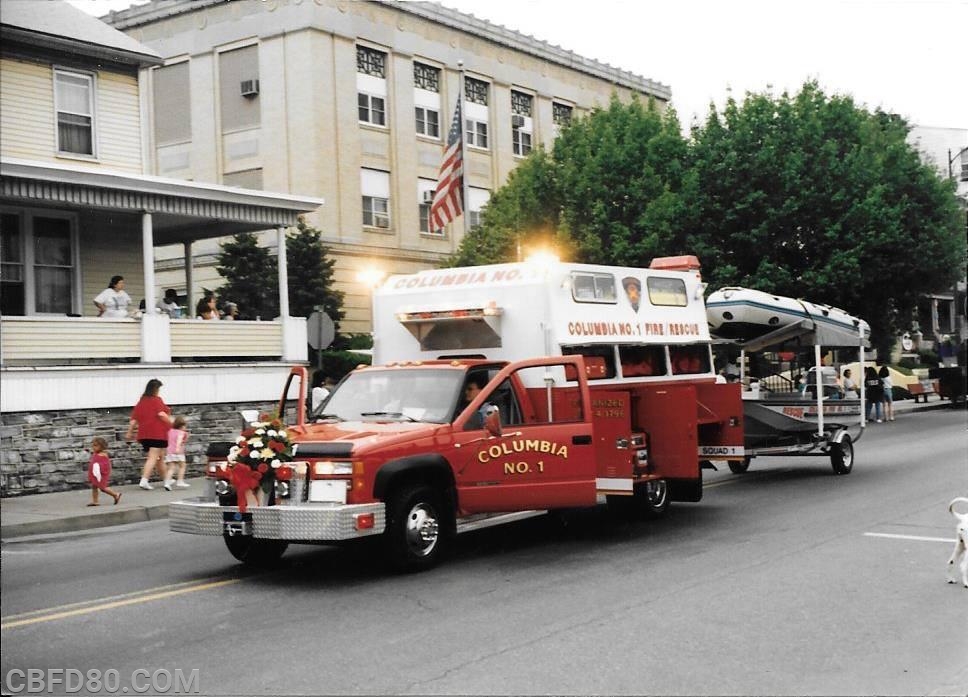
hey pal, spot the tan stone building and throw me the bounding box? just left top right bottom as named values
left=108, top=0, right=670, bottom=333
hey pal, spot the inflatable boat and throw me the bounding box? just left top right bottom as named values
left=706, top=287, right=869, bottom=344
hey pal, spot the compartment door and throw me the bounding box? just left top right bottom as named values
left=637, top=384, right=699, bottom=481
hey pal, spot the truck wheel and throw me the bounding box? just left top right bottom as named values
left=223, top=534, right=288, bottom=567
left=639, top=478, right=669, bottom=519
left=384, top=484, right=449, bottom=572
left=728, top=457, right=751, bottom=474
left=830, top=435, right=854, bottom=475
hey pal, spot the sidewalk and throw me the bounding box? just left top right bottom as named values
left=1, top=477, right=207, bottom=539
left=0, top=398, right=957, bottom=540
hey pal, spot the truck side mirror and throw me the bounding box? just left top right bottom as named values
left=483, top=405, right=502, bottom=437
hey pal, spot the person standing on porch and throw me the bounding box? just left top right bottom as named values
left=126, top=378, right=172, bottom=490
left=93, top=275, right=132, bottom=317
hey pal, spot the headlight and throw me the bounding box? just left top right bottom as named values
left=313, top=461, right=353, bottom=476
left=274, top=480, right=290, bottom=499
left=214, top=480, right=231, bottom=496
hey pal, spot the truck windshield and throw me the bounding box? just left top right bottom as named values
left=315, top=368, right=465, bottom=423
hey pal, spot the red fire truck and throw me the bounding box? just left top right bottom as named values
left=170, top=257, right=744, bottom=570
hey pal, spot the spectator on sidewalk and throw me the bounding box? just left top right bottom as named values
left=879, top=365, right=895, bottom=422
left=164, top=415, right=191, bottom=490
left=864, top=366, right=884, bottom=422
left=126, top=379, right=172, bottom=489
left=86, top=436, right=121, bottom=506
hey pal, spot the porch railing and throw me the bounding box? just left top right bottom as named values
left=170, top=319, right=282, bottom=358
left=0, top=316, right=292, bottom=365
left=0, top=316, right=141, bottom=362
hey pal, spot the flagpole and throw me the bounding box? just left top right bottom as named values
left=457, top=59, right=470, bottom=241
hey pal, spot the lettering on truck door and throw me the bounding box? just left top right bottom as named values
left=450, top=361, right=597, bottom=513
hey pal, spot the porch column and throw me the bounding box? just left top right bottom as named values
left=140, top=211, right=171, bottom=362
left=277, top=225, right=289, bottom=318
left=184, top=241, right=194, bottom=316
left=142, top=212, right=156, bottom=311
left=276, top=224, right=306, bottom=362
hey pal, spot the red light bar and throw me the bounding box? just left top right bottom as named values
left=649, top=255, right=701, bottom=271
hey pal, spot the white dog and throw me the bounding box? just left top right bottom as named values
left=947, top=497, right=968, bottom=588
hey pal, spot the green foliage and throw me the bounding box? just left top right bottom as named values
left=316, top=350, right=371, bottom=380
left=685, top=82, right=965, bottom=355
left=449, top=83, right=965, bottom=358
left=449, top=148, right=564, bottom=266
left=451, top=95, right=690, bottom=266
left=286, top=218, right=345, bottom=330
left=215, top=232, right=278, bottom=319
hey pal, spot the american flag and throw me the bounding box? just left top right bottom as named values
left=430, top=97, right=464, bottom=231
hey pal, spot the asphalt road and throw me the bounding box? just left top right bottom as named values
left=2, top=409, right=966, bottom=696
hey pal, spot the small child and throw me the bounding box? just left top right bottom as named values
left=164, top=415, right=191, bottom=491
left=87, top=436, right=121, bottom=506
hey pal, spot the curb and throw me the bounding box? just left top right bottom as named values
left=1, top=503, right=172, bottom=539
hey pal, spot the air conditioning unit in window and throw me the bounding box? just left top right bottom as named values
left=511, top=114, right=525, bottom=128
left=422, top=190, right=435, bottom=204
left=240, top=79, right=260, bottom=97
left=375, top=215, right=390, bottom=229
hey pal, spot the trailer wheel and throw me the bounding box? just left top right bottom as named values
left=640, top=479, right=669, bottom=518
left=830, top=435, right=854, bottom=475
left=728, top=457, right=751, bottom=474
left=223, top=534, right=288, bottom=567
left=384, top=483, right=449, bottom=572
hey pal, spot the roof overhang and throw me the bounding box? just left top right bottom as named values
left=0, top=157, right=324, bottom=244
left=0, top=25, right=164, bottom=68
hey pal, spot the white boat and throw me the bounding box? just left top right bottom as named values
left=706, top=287, right=869, bottom=345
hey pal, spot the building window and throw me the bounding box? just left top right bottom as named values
left=511, top=90, right=534, bottom=157
left=465, top=77, right=488, bottom=106
left=418, top=179, right=443, bottom=236
left=415, top=107, right=439, bottom=138
left=467, top=187, right=490, bottom=228
left=512, top=129, right=532, bottom=157
left=361, top=169, right=391, bottom=229
left=358, top=93, right=386, bottom=126
left=54, top=69, right=95, bottom=156
left=465, top=120, right=488, bottom=149
left=511, top=90, right=533, bottom=117
left=0, top=210, right=77, bottom=315
left=553, top=102, right=573, bottom=126
left=961, top=150, right=968, bottom=182
left=413, top=62, right=439, bottom=92
left=356, top=46, right=386, bottom=78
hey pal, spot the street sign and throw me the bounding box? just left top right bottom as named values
left=307, top=310, right=335, bottom=350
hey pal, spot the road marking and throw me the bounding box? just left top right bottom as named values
left=864, top=532, right=955, bottom=544
left=0, top=577, right=240, bottom=630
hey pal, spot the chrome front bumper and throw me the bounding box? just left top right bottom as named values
left=169, top=497, right=386, bottom=541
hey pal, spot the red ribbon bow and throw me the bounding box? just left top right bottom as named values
left=230, top=463, right=263, bottom=513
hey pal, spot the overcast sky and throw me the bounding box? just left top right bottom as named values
left=69, top=0, right=967, bottom=130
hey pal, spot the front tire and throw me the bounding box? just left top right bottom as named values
left=830, top=435, right=854, bottom=475
left=223, top=534, right=288, bottom=567
left=384, top=484, right=450, bottom=572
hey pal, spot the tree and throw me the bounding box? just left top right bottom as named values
left=685, top=82, right=965, bottom=355
left=452, top=95, right=690, bottom=266
left=215, top=232, right=278, bottom=319
left=285, top=218, right=345, bottom=330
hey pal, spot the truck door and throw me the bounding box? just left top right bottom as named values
left=636, top=384, right=701, bottom=498
left=451, top=358, right=598, bottom=513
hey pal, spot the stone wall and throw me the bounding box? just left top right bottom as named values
left=0, top=400, right=277, bottom=497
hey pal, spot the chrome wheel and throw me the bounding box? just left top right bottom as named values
left=405, top=502, right=440, bottom=558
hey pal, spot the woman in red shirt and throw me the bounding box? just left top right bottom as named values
left=126, top=378, right=173, bottom=490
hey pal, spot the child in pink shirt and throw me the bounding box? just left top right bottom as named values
left=164, top=415, right=190, bottom=491
left=87, top=437, right=121, bottom=506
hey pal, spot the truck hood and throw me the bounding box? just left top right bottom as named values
left=290, top=420, right=442, bottom=458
